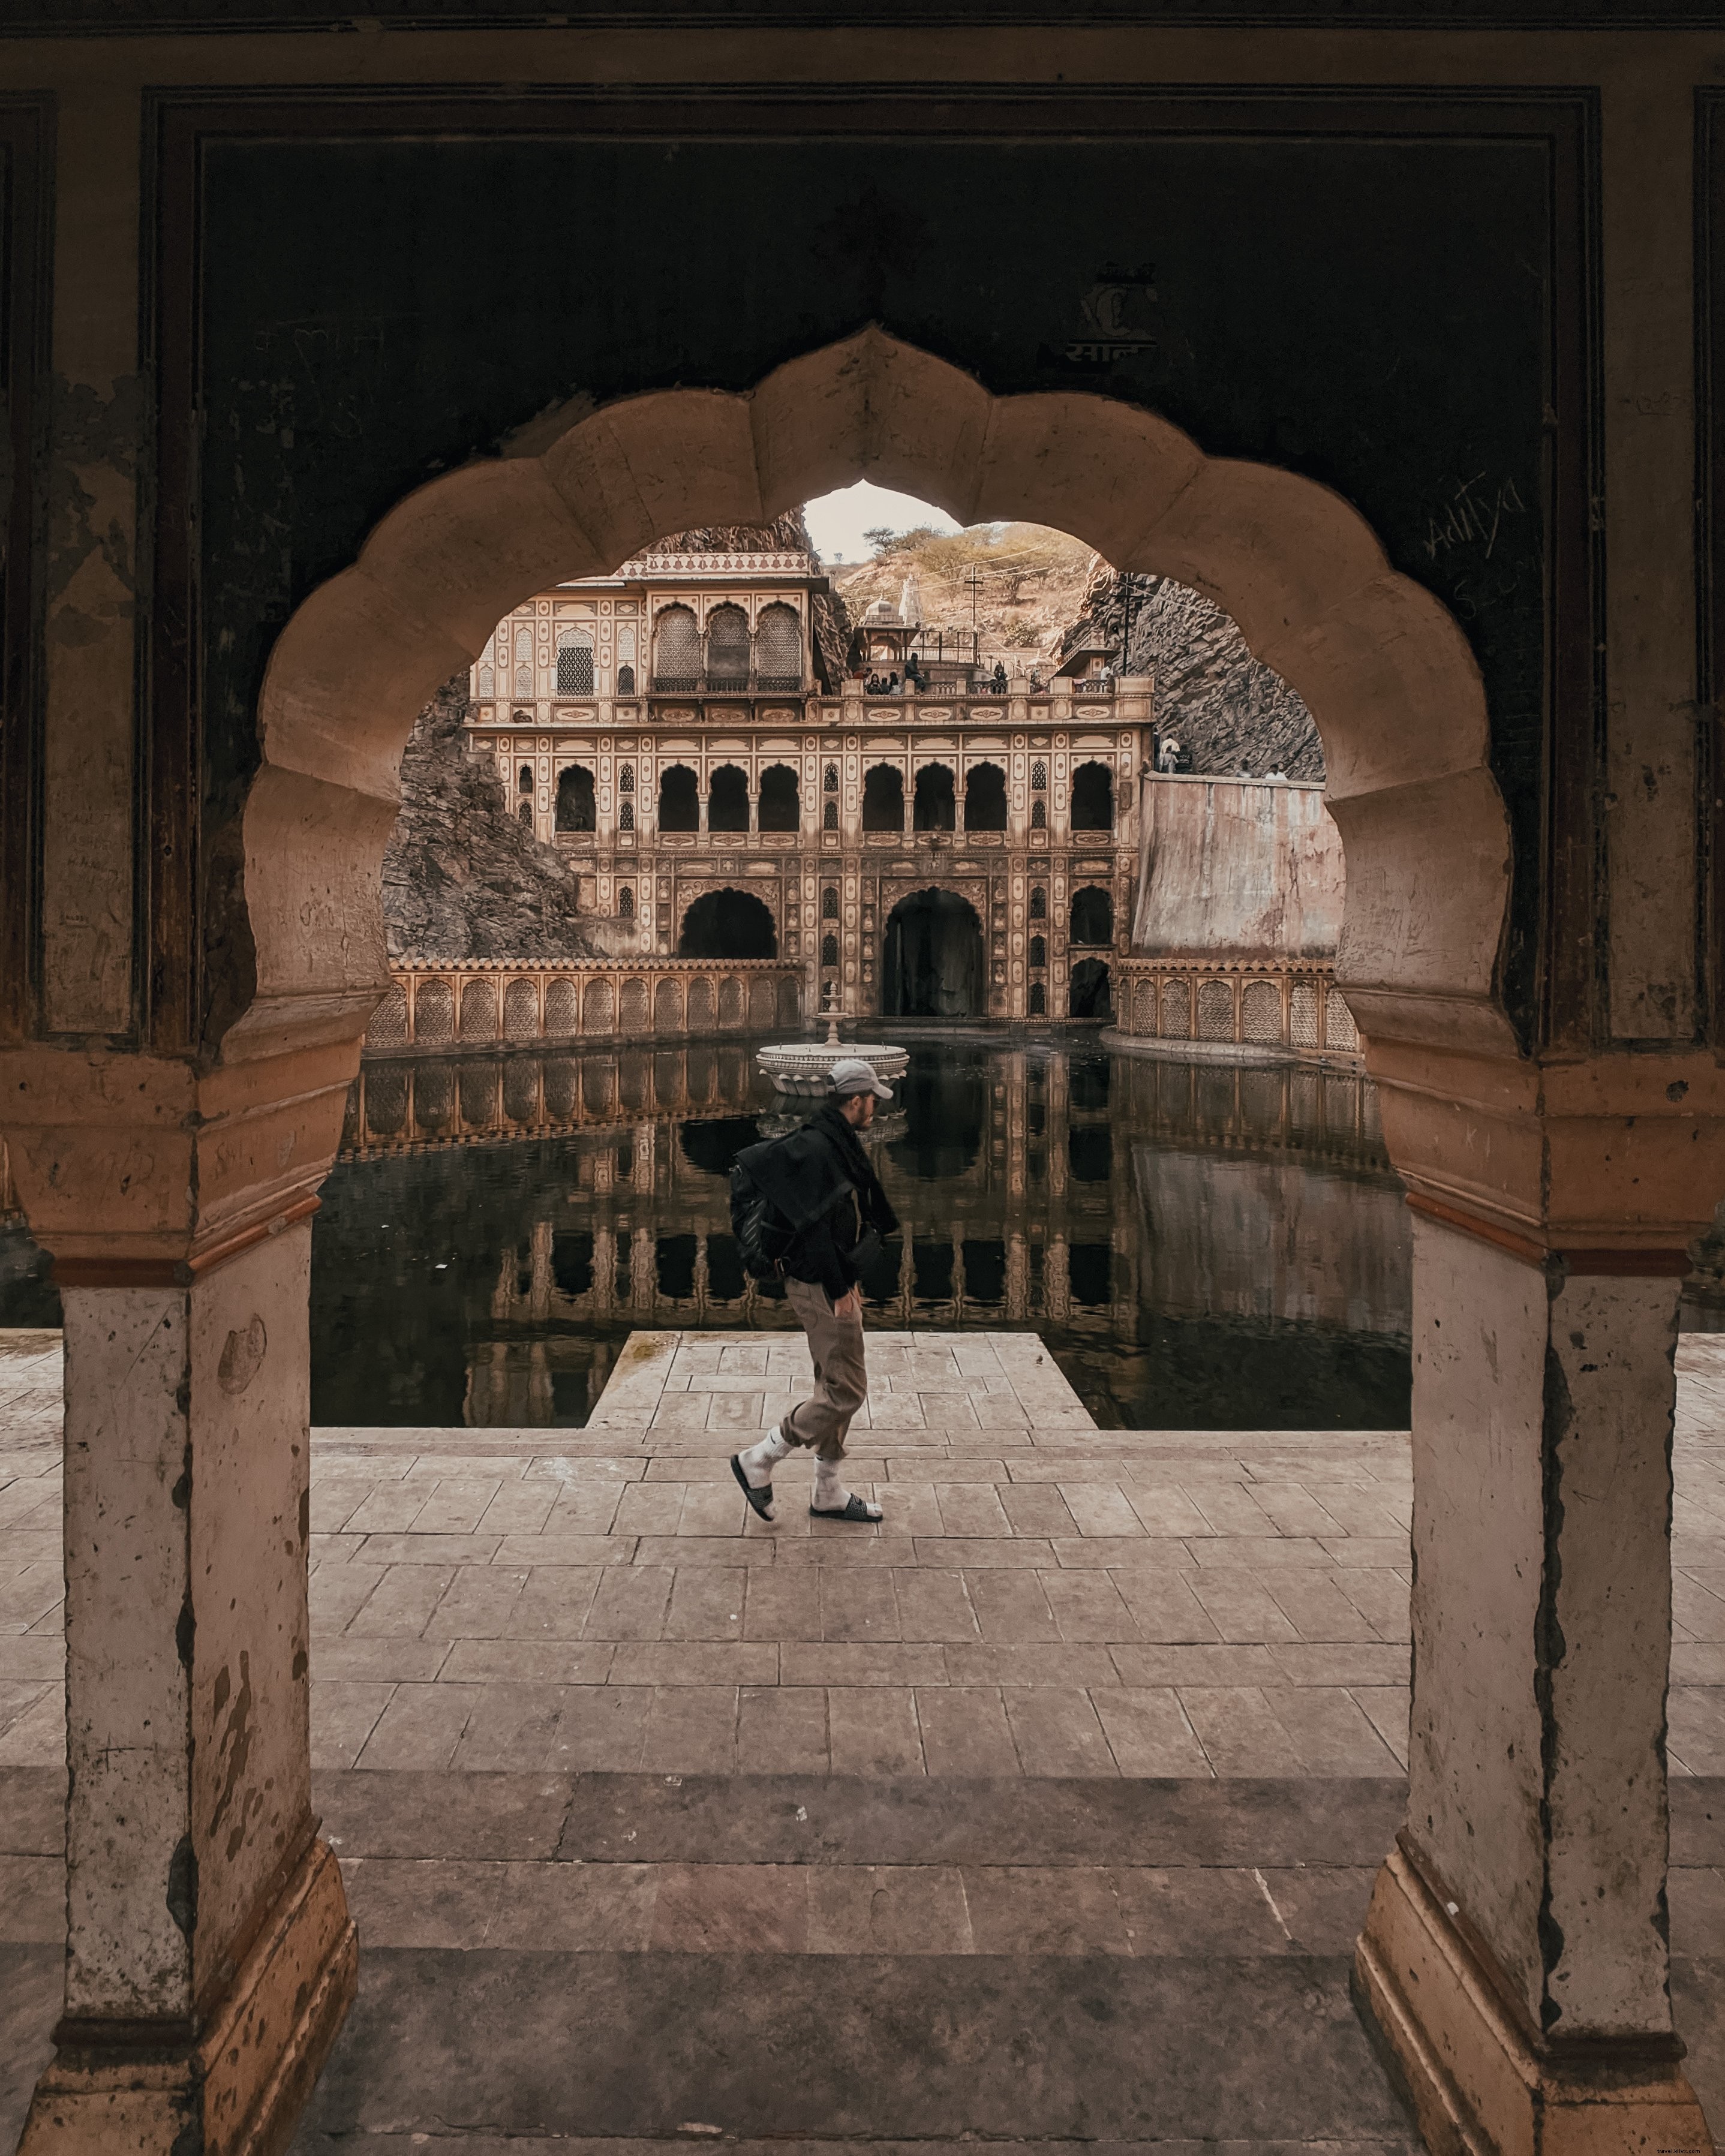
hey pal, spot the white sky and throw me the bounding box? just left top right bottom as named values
left=801, top=480, right=960, bottom=566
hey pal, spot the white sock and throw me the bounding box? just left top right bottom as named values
left=738, top=1426, right=792, bottom=1490
left=815, top=1459, right=877, bottom=1514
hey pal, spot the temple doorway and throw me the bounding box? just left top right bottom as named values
left=882, top=887, right=983, bottom=1017
left=678, top=888, right=777, bottom=960
left=1069, top=955, right=1113, bottom=1020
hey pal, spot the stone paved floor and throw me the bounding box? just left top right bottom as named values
left=6, top=1327, right=1725, bottom=2152
left=8, top=1327, right=1725, bottom=1778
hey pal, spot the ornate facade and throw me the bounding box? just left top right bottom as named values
left=468, top=547, right=1152, bottom=1023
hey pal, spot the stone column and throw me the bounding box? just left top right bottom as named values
left=24, top=1219, right=354, bottom=2156
left=1, top=1042, right=360, bottom=2156
left=1355, top=1054, right=1722, bottom=2156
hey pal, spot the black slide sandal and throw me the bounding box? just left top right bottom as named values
left=731, top=1453, right=775, bottom=1520
left=810, top=1493, right=883, bottom=1523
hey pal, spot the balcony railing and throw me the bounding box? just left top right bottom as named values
left=651, top=672, right=805, bottom=695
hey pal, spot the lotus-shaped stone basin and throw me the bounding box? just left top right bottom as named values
left=756, top=1041, right=911, bottom=1097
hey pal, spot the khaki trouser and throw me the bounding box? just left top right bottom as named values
left=782, top=1274, right=867, bottom=1462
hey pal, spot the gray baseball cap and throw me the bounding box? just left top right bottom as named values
left=830, top=1056, right=894, bottom=1101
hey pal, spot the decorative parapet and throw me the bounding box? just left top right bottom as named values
left=1109, top=955, right=1362, bottom=1068
left=366, top=957, right=801, bottom=1053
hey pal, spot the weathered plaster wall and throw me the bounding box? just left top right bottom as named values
left=41, top=90, right=139, bottom=1037
left=1132, top=777, right=1345, bottom=958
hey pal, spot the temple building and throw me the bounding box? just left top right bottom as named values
left=465, top=533, right=1151, bottom=1023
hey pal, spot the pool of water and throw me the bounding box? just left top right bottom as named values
left=311, top=1033, right=1413, bottom=1430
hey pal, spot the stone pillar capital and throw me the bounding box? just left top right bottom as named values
left=0, top=1038, right=357, bottom=1271
left=1363, top=1040, right=1725, bottom=1257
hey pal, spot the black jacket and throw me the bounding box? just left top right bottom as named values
left=737, top=1105, right=900, bottom=1298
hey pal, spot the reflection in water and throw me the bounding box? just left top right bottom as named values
left=311, top=1038, right=1411, bottom=1430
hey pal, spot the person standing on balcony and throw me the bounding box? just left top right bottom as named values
left=729, top=1059, right=898, bottom=1523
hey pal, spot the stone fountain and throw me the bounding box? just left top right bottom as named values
left=756, top=1011, right=910, bottom=1098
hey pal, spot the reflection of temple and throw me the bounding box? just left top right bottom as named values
left=327, top=1045, right=1407, bottom=1429
left=466, top=536, right=1150, bottom=1023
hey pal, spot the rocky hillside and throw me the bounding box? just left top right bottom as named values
left=383, top=677, right=597, bottom=961
left=1065, top=564, right=1322, bottom=781
left=830, top=518, right=1321, bottom=781
left=831, top=522, right=1092, bottom=655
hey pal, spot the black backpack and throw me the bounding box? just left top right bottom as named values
left=729, top=1152, right=795, bottom=1282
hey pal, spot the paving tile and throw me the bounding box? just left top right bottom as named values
left=1263, top=1686, right=1403, bottom=1775
left=1110, top=1643, right=1282, bottom=1687
left=310, top=1681, right=396, bottom=1769
left=1060, top=1484, right=1146, bottom=1538
left=961, top=1865, right=1131, bottom=1954
left=543, top=1483, right=626, bottom=1535
left=1110, top=1571, right=1218, bottom=1642
left=821, top=1569, right=901, bottom=1641
left=638, top=1686, right=739, bottom=1772
left=309, top=1564, right=386, bottom=1634
left=440, top=1639, right=615, bottom=1685
left=912, top=1536, right=1054, bottom=1569
left=488, top=1861, right=660, bottom=1950
left=889, top=1567, right=977, bottom=1643
left=1186, top=1571, right=1302, bottom=1646
left=1039, top=1569, right=1137, bottom=1642
left=313, top=1637, right=450, bottom=1683
left=827, top=1686, right=925, bottom=1775
left=507, top=1568, right=606, bottom=1638
left=1269, top=1643, right=1411, bottom=1688
left=915, top=1686, right=1020, bottom=1775
left=356, top=1683, right=477, bottom=1769
left=649, top=1864, right=809, bottom=1951
left=1113, top=1866, right=1290, bottom=1954
left=1092, top=1688, right=1212, bottom=1776
left=933, top=1484, right=1012, bottom=1536
left=1047, top=1538, right=1199, bottom=1572
left=450, top=1683, right=565, bottom=1771
left=584, top=1566, right=674, bottom=1642
left=664, top=1568, right=748, bottom=1642
left=610, top=1641, right=778, bottom=1687
left=551, top=1685, right=653, bottom=1771
left=743, top=1566, right=821, bottom=1641
left=780, top=1642, right=946, bottom=1688
left=346, top=1565, right=455, bottom=1640
left=1353, top=1686, right=1411, bottom=1770
left=423, top=1566, right=530, bottom=1640
left=737, top=1686, right=830, bottom=1772
left=354, top=1534, right=503, bottom=1565
left=339, top=1857, right=509, bottom=1947
left=943, top=1644, right=1119, bottom=1688
left=1177, top=1686, right=1304, bottom=1776
left=966, top=1570, right=1059, bottom=1644
left=807, top=1865, right=973, bottom=1951
left=1263, top=1571, right=1384, bottom=1644
left=1002, top=1688, right=1118, bottom=1776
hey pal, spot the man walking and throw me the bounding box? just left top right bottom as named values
left=730, top=1058, right=898, bottom=1523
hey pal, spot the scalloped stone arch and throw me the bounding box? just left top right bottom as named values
left=244, top=325, right=1513, bottom=1069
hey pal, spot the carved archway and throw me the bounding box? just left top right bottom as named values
left=248, top=327, right=1510, bottom=1102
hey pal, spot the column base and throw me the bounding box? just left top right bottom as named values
left=1355, top=1845, right=1713, bottom=2156
left=20, top=1837, right=356, bottom=2156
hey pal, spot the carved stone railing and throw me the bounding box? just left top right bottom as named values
left=1108, top=956, right=1361, bottom=1068
left=365, top=958, right=801, bottom=1053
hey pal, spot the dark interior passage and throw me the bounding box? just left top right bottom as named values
left=913, top=764, right=957, bottom=832
left=882, top=887, right=982, bottom=1018
left=678, top=888, right=777, bottom=960
left=863, top=765, right=904, bottom=831
left=964, top=763, right=1008, bottom=831
left=1070, top=957, right=1113, bottom=1020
